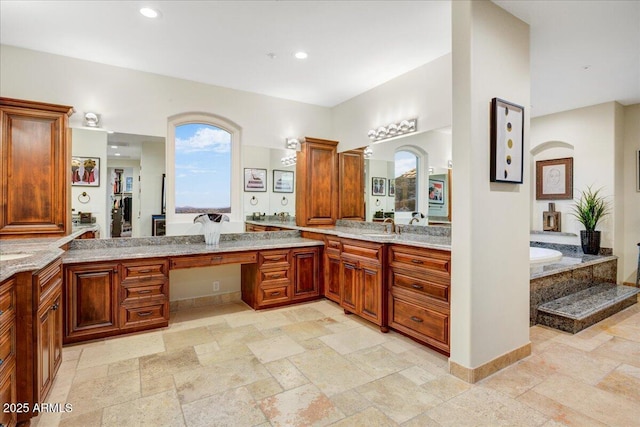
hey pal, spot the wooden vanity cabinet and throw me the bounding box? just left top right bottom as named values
left=324, top=236, right=342, bottom=303
left=0, top=97, right=73, bottom=239
left=296, top=137, right=339, bottom=226
left=14, top=259, right=63, bottom=424
left=64, top=258, right=169, bottom=344
left=340, top=238, right=387, bottom=330
left=387, top=244, right=451, bottom=355
left=242, top=247, right=321, bottom=309
left=0, top=277, right=17, bottom=427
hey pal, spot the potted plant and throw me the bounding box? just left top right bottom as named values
left=571, top=186, right=610, bottom=255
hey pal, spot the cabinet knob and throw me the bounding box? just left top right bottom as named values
left=51, top=302, right=59, bottom=311
left=410, top=316, right=423, bottom=323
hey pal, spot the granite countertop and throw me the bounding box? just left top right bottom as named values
left=245, top=219, right=453, bottom=251
left=0, top=225, right=100, bottom=282
left=530, top=254, right=617, bottom=279
left=62, top=232, right=324, bottom=264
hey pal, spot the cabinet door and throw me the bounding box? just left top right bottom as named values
left=0, top=99, right=72, bottom=237
left=338, top=150, right=365, bottom=221
left=37, top=288, right=61, bottom=401
left=0, top=365, right=17, bottom=427
left=296, top=138, right=338, bottom=226
left=340, top=259, right=358, bottom=312
left=359, top=261, right=383, bottom=325
left=292, top=248, right=320, bottom=299
left=64, top=263, right=119, bottom=343
left=324, top=253, right=341, bottom=303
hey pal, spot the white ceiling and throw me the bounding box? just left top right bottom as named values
left=1, top=1, right=638, bottom=118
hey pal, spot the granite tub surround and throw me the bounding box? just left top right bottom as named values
left=63, top=231, right=323, bottom=264
left=530, top=240, right=613, bottom=257
left=537, top=283, right=639, bottom=333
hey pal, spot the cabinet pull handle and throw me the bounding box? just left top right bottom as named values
left=271, top=274, right=281, bottom=278
left=411, top=259, right=424, bottom=264
left=411, top=284, right=423, bottom=290
left=271, top=291, right=281, bottom=296
left=211, top=256, right=223, bottom=262
left=137, top=311, right=153, bottom=317
left=410, top=316, right=423, bottom=323
left=137, top=290, right=153, bottom=294
left=51, top=303, right=59, bottom=311
left=139, top=269, right=152, bottom=273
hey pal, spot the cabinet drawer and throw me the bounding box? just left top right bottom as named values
left=170, top=251, right=257, bottom=269
left=259, top=250, right=291, bottom=269
left=325, top=237, right=342, bottom=251
left=341, top=239, right=382, bottom=263
left=121, top=283, right=167, bottom=302
left=35, top=259, right=62, bottom=302
left=391, top=271, right=449, bottom=303
left=257, top=283, right=291, bottom=306
left=391, top=297, right=449, bottom=349
left=0, top=321, right=16, bottom=371
left=121, top=259, right=168, bottom=284
left=260, top=269, right=289, bottom=281
left=120, top=302, right=168, bottom=329
left=389, top=245, right=450, bottom=277
left=0, top=278, right=16, bottom=327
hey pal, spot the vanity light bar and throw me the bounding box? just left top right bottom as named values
left=281, top=154, right=297, bottom=166
left=367, top=118, right=417, bottom=142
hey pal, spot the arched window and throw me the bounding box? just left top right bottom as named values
left=167, top=113, right=241, bottom=224
left=394, top=150, right=418, bottom=212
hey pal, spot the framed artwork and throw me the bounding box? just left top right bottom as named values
left=490, top=97, right=524, bottom=184
left=71, top=156, right=100, bottom=187
left=125, top=176, right=133, bottom=192
left=372, top=177, right=386, bottom=196
left=244, top=168, right=267, bottom=192
left=273, top=170, right=294, bottom=193
left=536, top=157, right=573, bottom=200
left=637, top=150, right=640, bottom=192
left=388, top=179, right=396, bottom=196
left=428, top=178, right=445, bottom=205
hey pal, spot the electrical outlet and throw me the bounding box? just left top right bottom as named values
left=213, top=281, right=220, bottom=292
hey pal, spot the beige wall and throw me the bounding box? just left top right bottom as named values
left=623, top=104, right=640, bottom=284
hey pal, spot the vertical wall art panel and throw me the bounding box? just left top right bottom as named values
left=490, top=98, right=524, bottom=183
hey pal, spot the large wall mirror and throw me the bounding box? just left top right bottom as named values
left=71, top=128, right=166, bottom=238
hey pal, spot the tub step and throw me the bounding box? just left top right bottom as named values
left=537, top=283, right=639, bottom=334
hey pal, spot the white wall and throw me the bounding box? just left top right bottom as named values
left=623, top=104, right=640, bottom=284
left=451, top=0, right=530, bottom=370
left=332, top=54, right=453, bottom=152
left=71, top=129, right=108, bottom=235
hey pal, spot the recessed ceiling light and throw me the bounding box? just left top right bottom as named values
left=115, top=153, right=121, bottom=156
left=140, top=7, right=160, bottom=18
left=111, top=145, right=118, bottom=149
left=294, top=51, right=308, bottom=60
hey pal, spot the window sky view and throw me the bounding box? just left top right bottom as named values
left=175, top=123, right=231, bottom=213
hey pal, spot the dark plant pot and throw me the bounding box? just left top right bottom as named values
left=580, top=230, right=601, bottom=255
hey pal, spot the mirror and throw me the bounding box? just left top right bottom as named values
left=71, top=128, right=165, bottom=238
left=364, top=128, right=452, bottom=225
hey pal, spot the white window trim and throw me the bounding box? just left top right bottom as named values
left=166, top=112, right=242, bottom=226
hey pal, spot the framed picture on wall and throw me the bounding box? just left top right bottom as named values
left=388, top=179, right=396, bottom=196
left=429, top=178, right=445, bottom=205
left=372, top=177, right=386, bottom=196
left=535, top=157, right=573, bottom=200
left=71, top=156, right=100, bottom=187
left=490, top=97, right=524, bottom=184
left=244, top=168, right=267, bottom=192
left=273, top=170, right=294, bottom=193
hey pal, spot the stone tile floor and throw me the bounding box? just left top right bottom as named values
left=32, top=296, right=640, bottom=426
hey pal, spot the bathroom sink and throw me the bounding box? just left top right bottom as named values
left=0, top=253, right=31, bottom=261
left=361, top=233, right=396, bottom=239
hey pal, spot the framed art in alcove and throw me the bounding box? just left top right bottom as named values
left=71, top=156, right=100, bottom=187
left=536, top=157, right=573, bottom=200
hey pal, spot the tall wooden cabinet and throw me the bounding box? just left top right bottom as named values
left=338, top=149, right=365, bottom=221
left=0, top=97, right=73, bottom=239
left=296, top=137, right=338, bottom=226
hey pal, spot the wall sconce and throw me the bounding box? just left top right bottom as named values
left=429, top=167, right=434, bottom=174
left=286, top=138, right=300, bottom=150
left=368, top=118, right=417, bottom=142
left=281, top=154, right=297, bottom=166
left=448, top=160, right=453, bottom=169
left=84, top=112, right=100, bottom=128
left=363, top=146, right=373, bottom=159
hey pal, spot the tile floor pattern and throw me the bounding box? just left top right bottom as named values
left=31, top=296, right=640, bottom=427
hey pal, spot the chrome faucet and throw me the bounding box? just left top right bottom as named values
left=382, top=217, right=395, bottom=234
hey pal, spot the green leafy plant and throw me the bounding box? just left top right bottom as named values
left=571, top=186, right=610, bottom=231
